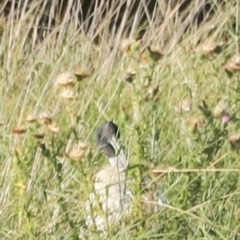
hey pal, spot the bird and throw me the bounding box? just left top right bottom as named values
left=86, top=121, right=132, bottom=232
left=85, top=121, right=168, bottom=233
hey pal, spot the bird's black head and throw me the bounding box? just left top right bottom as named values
left=96, top=121, right=120, bottom=157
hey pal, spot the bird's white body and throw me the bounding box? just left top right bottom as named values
left=95, top=165, right=132, bottom=220
left=86, top=147, right=132, bottom=232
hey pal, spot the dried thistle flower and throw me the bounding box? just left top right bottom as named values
left=47, top=122, right=60, bottom=134
left=60, top=88, right=75, bottom=100
left=74, top=68, right=90, bottom=81
left=124, top=69, right=137, bottom=83
left=33, top=132, right=45, bottom=139
left=213, top=100, right=229, bottom=118
left=229, top=133, right=240, bottom=150
left=120, top=38, right=141, bottom=53
left=121, top=39, right=134, bottom=52
left=147, top=84, right=159, bottom=100
left=67, top=141, right=90, bottom=161
left=12, top=126, right=27, bottom=135
left=212, top=100, right=231, bottom=124
left=224, top=54, right=240, bottom=73
left=149, top=46, right=163, bottom=61
left=38, top=113, right=52, bottom=125
left=56, top=72, right=75, bottom=87
left=175, top=99, right=192, bottom=113
left=25, top=114, right=38, bottom=123
left=201, top=41, right=224, bottom=55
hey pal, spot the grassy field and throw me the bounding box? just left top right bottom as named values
left=0, top=0, right=240, bottom=239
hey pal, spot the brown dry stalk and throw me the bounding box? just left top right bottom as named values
left=151, top=168, right=240, bottom=173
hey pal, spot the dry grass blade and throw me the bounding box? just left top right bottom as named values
left=151, top=168, right=240, bottom=174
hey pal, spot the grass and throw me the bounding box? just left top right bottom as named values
left=0, top=0, right=240, bottom=239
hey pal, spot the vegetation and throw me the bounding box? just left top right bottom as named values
left=0, top=0, right=240, bottom=239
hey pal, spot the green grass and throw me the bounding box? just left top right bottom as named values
left=0, top=0, right=240, bottom=239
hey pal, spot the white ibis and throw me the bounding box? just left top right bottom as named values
left=86, top=121, right=132, bottom=232
left=86, top=121, right=167, bottom=233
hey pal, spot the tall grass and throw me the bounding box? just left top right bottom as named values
left=0, top=0, right=240, bottom=239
